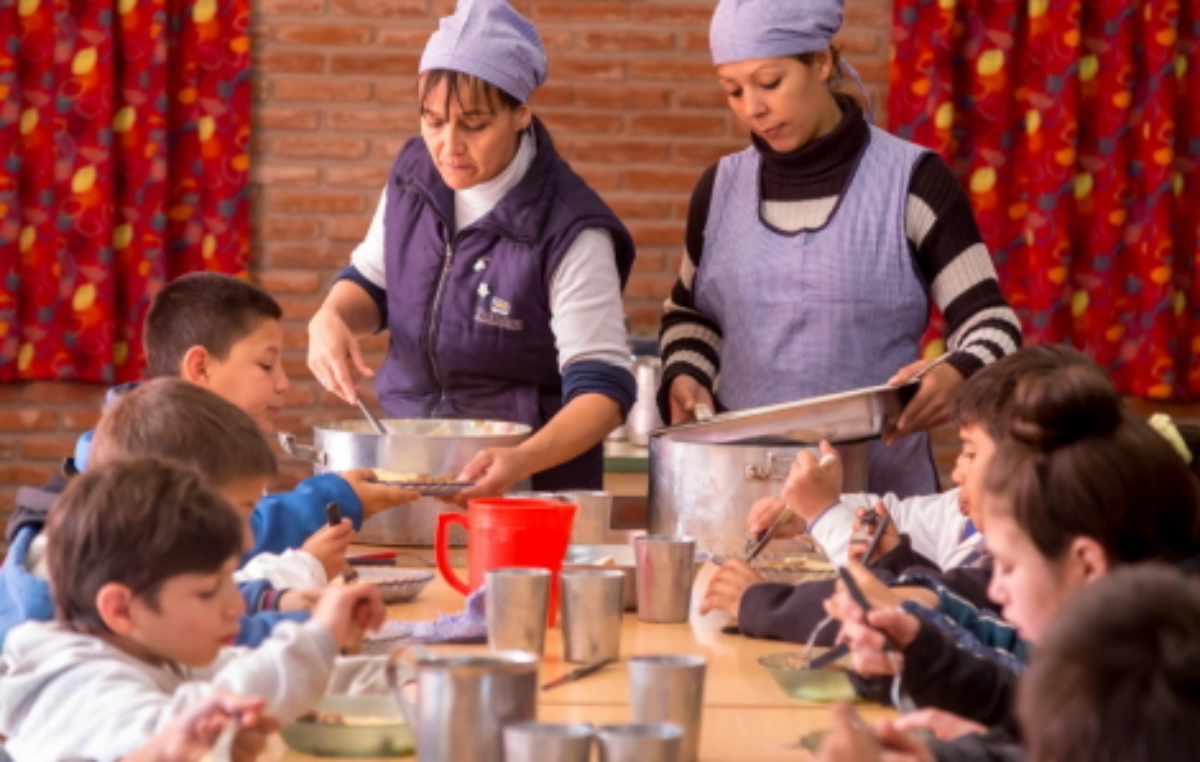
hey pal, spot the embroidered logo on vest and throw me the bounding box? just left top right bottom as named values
left=474, top=306, right=524, bottom=331
left=490, top=297, right=511, bottom=316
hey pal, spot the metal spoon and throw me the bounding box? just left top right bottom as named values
left=355, top=396, right=388, bottom=435
left=906, top=352, right=954, bottom=385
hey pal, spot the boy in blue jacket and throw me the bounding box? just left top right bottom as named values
left=73, top=272, right=416, bottom=557
left=1, top=380, right=317, bottom=647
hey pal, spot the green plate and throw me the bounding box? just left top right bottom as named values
left=282, top=695, right=414, bottom=758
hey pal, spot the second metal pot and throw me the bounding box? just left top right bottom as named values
left=647, top=434, right=870, bottom=559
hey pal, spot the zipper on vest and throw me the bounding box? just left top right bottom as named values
left=427, top=240, right=454, bottom=415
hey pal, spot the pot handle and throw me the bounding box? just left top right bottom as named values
left=744, top=452, right=793, bottom=481
left=277, top=431, right=328, bottom=467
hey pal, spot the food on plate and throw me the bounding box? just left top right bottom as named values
left=297, top=710, right=396, bottom=727
left=755, top=557, right=833, bottom=572
left=371, top=469, right=458, bottom=484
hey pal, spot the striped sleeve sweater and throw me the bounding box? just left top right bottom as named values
left=659, top=94, right=1022, bottom=417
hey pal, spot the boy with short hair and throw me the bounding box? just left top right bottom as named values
left=73, top=272, right=416, bottom=555
left=0, top=458, right=384, bottom=761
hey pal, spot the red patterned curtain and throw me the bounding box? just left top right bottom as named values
left=0, top=0, right=251, bottom=383
left=891, top=0, right=1200, bottom=399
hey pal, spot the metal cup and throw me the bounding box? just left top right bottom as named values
left=388, top=647, right=538, bottom=762
left=486, top=567, right=551, bottom=655
left=504, top=722, right=594, bottom=762
left=560, top=490, right=614, bottom=544
left=633, top=535, right=697, bottom=623
left=628, top=655, right=707, bottom=762
left=597, top=723, right=682, bottom=762
left=560, top=569, right=625, bottom=664
left=508, top=490, right=613, bottom=545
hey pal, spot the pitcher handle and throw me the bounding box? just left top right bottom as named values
left=435, top=512, right=472, bottom=594
left=277, top=432, right=328, bottom=467
left=744, top=451, right=794, bottom=481
left=385, top=644, right=430, bottom=732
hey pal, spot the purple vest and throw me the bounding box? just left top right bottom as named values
left=378, top=120, right=635, bottom=490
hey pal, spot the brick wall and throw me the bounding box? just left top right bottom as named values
left=2, top=1, right=1200, bottom=546
left=0, top=0, right=900, bottom=523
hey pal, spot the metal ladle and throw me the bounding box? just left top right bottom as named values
left=355, top=396, right=388, bottom=435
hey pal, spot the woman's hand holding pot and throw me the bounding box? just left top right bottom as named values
left=668, top=374, right=716, bottom=425
left=885, top=359, right=964, bottom=444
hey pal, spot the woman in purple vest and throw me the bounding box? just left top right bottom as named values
left=307, top=0, right=636, bottom=497
left=659, top=0, right=1022, bottom=498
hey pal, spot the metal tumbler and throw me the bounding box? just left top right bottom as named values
left=504, top=722, right=594, bottom=762
left=628, top=655, right=707, bottom=762
left=560, top=569, right=625, bottom=663
left=597, top=723, right=682, bottom=762
left=633, top=535, right=696, bottom=623
left=486, top=567, right=551, bottom=655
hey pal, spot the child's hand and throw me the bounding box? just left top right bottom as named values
left=311, top=582, right=386, bottom=648
left=699, top=559, right=765, bottom=617
left=832, top=562, right=905, bottom=610
left=824, top=565, right=920, bottom=676
left=817, top=705, right=937, bottom=762
left=815, top=703, right=882, bottom=762
left=893, top=708, right=987, bottom=742
left=746, top=496, right=807, bottom=539
left=302, top=518, right=356, bottom=580
left=848, top=502, right=901, bottom=564
left=341, top=468, right=421, bottom=519
left=123, top=691, right=279, bottom=762
left=278, top=587, right=321, bottom=613
left=781, top=440, right=843, bottom=526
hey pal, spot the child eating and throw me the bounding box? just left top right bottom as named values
left=0, top=458, right=384, bottom=761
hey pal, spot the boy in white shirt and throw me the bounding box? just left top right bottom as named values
left=0, top=458, right=385, bottom=761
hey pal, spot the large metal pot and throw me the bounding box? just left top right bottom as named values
left=648, top=435, right=870, bottom=559
left=278, top=419, right=531, bottom=546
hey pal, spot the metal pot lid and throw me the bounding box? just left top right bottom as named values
left=656, top=381, right=918, bottom=445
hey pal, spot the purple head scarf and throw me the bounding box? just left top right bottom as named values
left=709, top=0, right=874, bottom=122
left=419, top=0, right=547, bottom=103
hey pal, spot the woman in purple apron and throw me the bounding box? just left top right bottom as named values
left=308, top=0, right=636, bottom=498
left=658, top=0, right=1022, bottom=498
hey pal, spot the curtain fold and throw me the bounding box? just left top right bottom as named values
left=0, top=0, right=251, bottom=383
left=891, top=0, right=1200, bottom=398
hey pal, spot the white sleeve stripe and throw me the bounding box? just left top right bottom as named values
left=957, top=326, right=1020, bottom=357
left=929, top=243, right=998, bottom=310
left=664, top=349, right=717, bottom=380
left=348, top=184, right=389, bottom=290
left=947, top=306, right=1022, bottom=349
left=964, top=343, right=1000, bottom=366
left=661, top=323, right=722, bottom=353
left=679, top=252, right=697, bottom=291
left=905, top=195, right=937, bottom=249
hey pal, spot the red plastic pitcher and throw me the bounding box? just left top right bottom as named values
left=435, top=498, right=577, bottom=625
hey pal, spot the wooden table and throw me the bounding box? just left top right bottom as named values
left=280, top=557, right=894, bottom=761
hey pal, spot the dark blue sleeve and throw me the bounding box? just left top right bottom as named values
left=235, top=611, right=311, bottom=647
left=562, top=360, right=637, bottom=421
left=248, top=474, right=364, bottom=556
left=333, top=265, right=388, bottom=330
